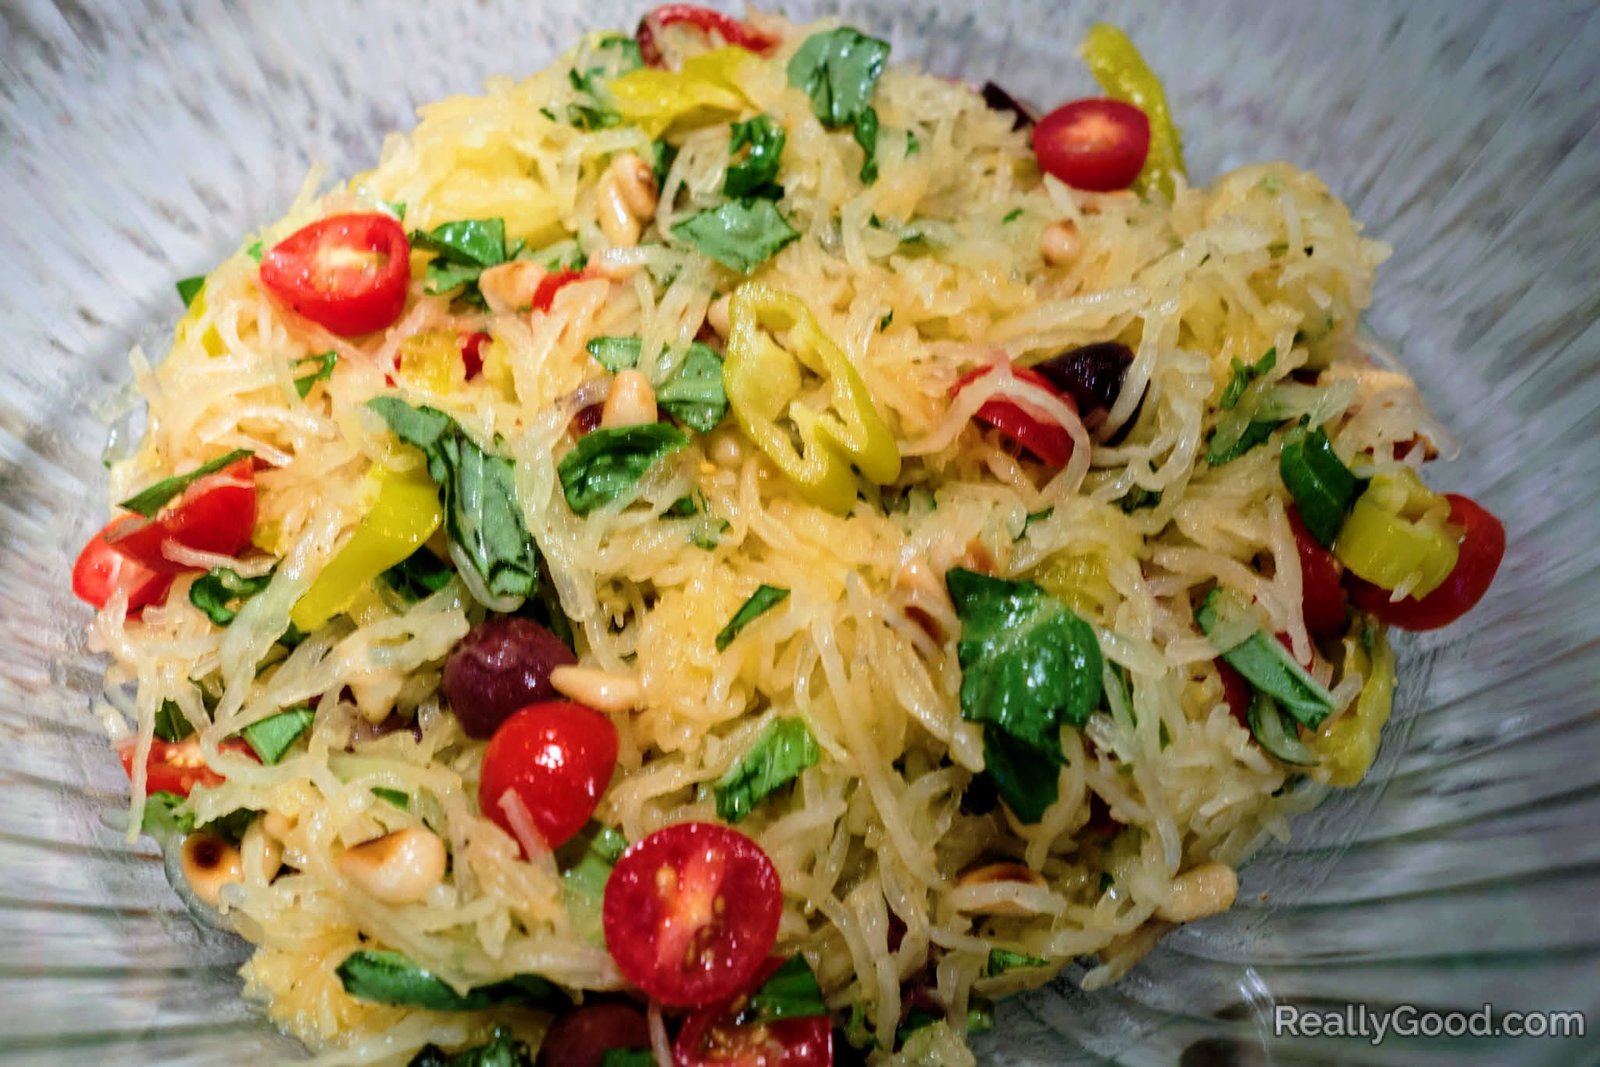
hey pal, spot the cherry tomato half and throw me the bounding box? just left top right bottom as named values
left=1348, top=494, right=1505, bottom=631
left=1289, top=508, right=1348, bottom=638
left=479, top=701, right=618, bottom=852
left=1216, top=658, right=1252, bottom=726
left=118, top=736, right=257, bottom=797
left=105, top=457, right=257, bottom=573
left=259, top=213, right=411, bottom=336
left=73, top=519, right=175, bottom=614
left=1032, top=99, right=1151, bottom=193
left=537, top=1002, right=653, bottom=1067
left=636, top=4, right=778, bottom=68
left=603, top=821, right=782, bottom=1008
left=676, top=994, right=831, bottom=1065
left=532, top=269, right=586, bottom=314
left=952, top=365, right=1077, bottom=468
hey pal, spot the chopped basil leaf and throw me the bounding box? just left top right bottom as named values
left=118, top=449, right=254, bottom=517
left=714, top=717, right=819, bottom=822
left=557, top=423, right=689, bottom=517
left=1279, top=422, right=1362, bottom=546
left=878, top=311, right=893, bottom=331
left=947, top=567, right=1104, bottom=749
left=982, top=728, right=1061, bottom=823
left=410, top=218, right=515, bottom=303
left=652, top=138, right=679, bottom=190
left=1205, top=418, right=1278, bottom=466
left=1118, top=486, right=1162, bottom=513
left=745, top=955, right=828, bottom=1023
left=788, top=27, right=890, bottom=184
left=724, top=115, right=786, bottom=200
left=368, top=398, right=540, bottom=602
left=691, top=516, right=731, bottom=551
left=408, top=1028, right=535, bottom=1067
left=245, top=240, right=264, bottom=263
left=338, top=950, right=565, bottom=1012
left=1197, top=588, right=1336, bottom=728
left=585, top=336, right=728, bottom=431
left=380, top=547, right=455, bottom=603
left=293, top=351, right=338, bottom=398
left=240, top=706, right=314, bottom=764
left=1219, top=348, right=1277, bottom=411
left=1023, top=507, right=1053, bottom=530
left=555, top=820, right=627, bottom=943
left=664, top=494, right=699, bottom=518
left=141, top=790, right=195, bottom=837
left=189, top=566, right=273, bottom=626
left=599, top=1052, right=655, bottom=1067
left=176, top=275, right=206, bottom=308
left=986, top=948, right=1048, bottom=976
left=1002, top=208, right=1024, bottom=223
left=672, top=199, right=799, bottom=273
left=906, top=128, right=921, bottom=156
left=383, top=200, right=407, bottom=222
left=153, top=699, right=196, bottom=742
left=715, top=584, right=790, bottom=652
left=372, top=787, right=410, bottom=809
left=853, top=105, right=881, bottom=183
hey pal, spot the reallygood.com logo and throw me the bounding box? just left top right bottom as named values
left=1274, top=1004, right=1587, bottom=1045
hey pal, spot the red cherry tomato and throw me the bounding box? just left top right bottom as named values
left=479, top=701, right=618, bottom=852
left=461, top=331, right=491, bottom=380
left=675, top=958, right=832, bottom=1067
left=1216, top=658, right=1252, bottom=726
left=532, top=269, right=586, bottom=314
left=603, top=821, right=782, bottom=1008
left=1348, top=494, right=1505, bottom=631
left=259, top=213, right=411, bottom=336
left=952, top=365, right=1077, bottom=468
left=1032, top=99, right=1151, bottom=193
left=1288, top=509, right=1348, bottom=638
left=537, top=1002, right=653, bottom=1067
left=105, top=457, right=258, bottom=573
left=118, top=736, right=257, bottom=796
left=636, top=4, right=778, bottom=68
left=72, top=519, right=175, bottom=614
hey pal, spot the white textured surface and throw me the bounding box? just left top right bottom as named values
left=1, top=2, right=1597, bottom=1063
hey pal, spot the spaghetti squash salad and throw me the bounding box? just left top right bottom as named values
left=72, top=8, right=1508, bottom=1065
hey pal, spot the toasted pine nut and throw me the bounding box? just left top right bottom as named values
left=1155, top=861, right=1237, bottom=923
left=181, top=831, right=243, bottom=908
left=600, top=369, right=658, bottom=429
left=953, top=862, right=1047, bottom=916
left=706, top=293, right=732, bottom=339
left=1041, top=219, right=1081, bottom=266
left=241, top=817, right=283, bottom=887
left=705, top=427, right=744, bottom=468
left=612, top=153, right=659, bottom=220
left=597, top=174, right=642, bottom=249
left=550, top=664, right=643, bottom=714
left=336, top=827, right=447, bottom=904
left=478, top=260, right=546, bottom=314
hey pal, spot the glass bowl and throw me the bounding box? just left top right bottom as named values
left=1, top=1, right=1595, bottom=1063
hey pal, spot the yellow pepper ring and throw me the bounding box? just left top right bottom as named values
left=1333, top=469, right=1460, bottom=599
left=724, top=283, right=901, bottom=514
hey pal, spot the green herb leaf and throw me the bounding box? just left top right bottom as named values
left=407, top=1027, right=535, bottom=1067
left=176, top=276, right=206, bottom=308
left=380, top=547, right=455, bottom=603
left=117, top=449, right=254, bottom=517
left=905, top=128, right=921, bottom=156
left=338, top=951, right=564, bottom=1012
left=878, top=311, right=893, bottom=331
left=367, top=398, right=539, bottom=601
left=1219, top=348, right=1277, bottom=411
left=986, top=948, right=1048, bottom=976
left=1197, top=588, right=1336, bottom=728
left=1118, top=486, right=1162, bottom=513
left=294, top=351, right=338, bottom=398
left=724, top=115, right=787, bottom=200
left=557, top=423, right=689, bottom=516
left=410, top=218, right=514, bottom=302
left=1246, top=690, right=1318, bottom=765
left=383, top=200, right=407, bottom=222
left=853, top=105, right=880, bottom=183
left=153, top=699, right=196, bottom=742
left=372, top=787, right=410, bottom=810
left=1279, top=423, right=1361, bottom=546
left=714, top=717, right=819, bottom=822
left=245, top=240, right=264, bottom=263
left=1205, top=418, right=1278, bottom=466
left=141, top=790, right=195, bottom=837
left=652, top=138, right=679, bottom=190
left=672, top=199, right=799, bottom=273
left=585, top=337, right=728, bottom=431
left=982, top=728, right=1061, bottom=823
left=714, top=584, right=790, bottom=652
left=664, top=494, right=699, bottom=518
left=555, top=820, right=627, bottom=943
left=946, top=567, right=1104, bottom=749
left=745, top=955, right=828, bottom=1023
left=787, top=27, right=890, bottom=129
left=1002, top=208, right=1023, bottom=224
left=241, top=706, right=314, bottom=764
left=599, top=1052, right=655, bottom=1067
left=189, top=567, right=273, bottom=626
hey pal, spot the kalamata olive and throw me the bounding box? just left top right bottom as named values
left=981, top=81, right=1041, bottom=130
left=442, top=616, right=576, bottom=739
left=1032, top=341, right=1143, bottom=442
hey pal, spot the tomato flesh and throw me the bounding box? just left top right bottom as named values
left=105, top=457, right=257, bottom=573
left=1288, top=509, right=1348, bottom=638
left=72, top=519, right=175, bottom=614
left=537, top=1002, right=653, bottom=1067
left=1032, top=99, right=1151, bottom=193
left=603, top=821, right=782, bottom=1008
left=259, top=213, right=411, bottom=336
left=479, top=701, right=618, bottom=852
left=637, top=4, right=778, bottom=67
left=1348, top=494, right=1505, bottom=631
left=952, top=365, right=1077, bottom=468
left=532, top=269, right=586, bottom=314
left=461, top=331, right=491, bottom=380
left=676, top=1011, right=831, bottom=1067
left=118, top=736, right=256, bottom=797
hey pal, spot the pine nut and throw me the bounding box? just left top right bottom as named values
left=336, top=826, right=447, bottom=905
left=1156, top=861, right=1237, bottom=923
left=478, top=260, right=546, bottom=313
left=549, top=664, right=643, bottom=713
left=1040, top=219, right=1081, bottom=266
left=181, top=831, right=244, bottom=908
left=953, top=862, right=1046, bottom=916
left=612, top=154, right=659, bottom=220
left=706, top=293, right=732, bottom=339
left=705, top=427, right=744, bottom=468
left=241, top=817, right=283, bottom=886
left=597, top=174, right=642, bottom=248
left=600, top=369, right=658, bottom=429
